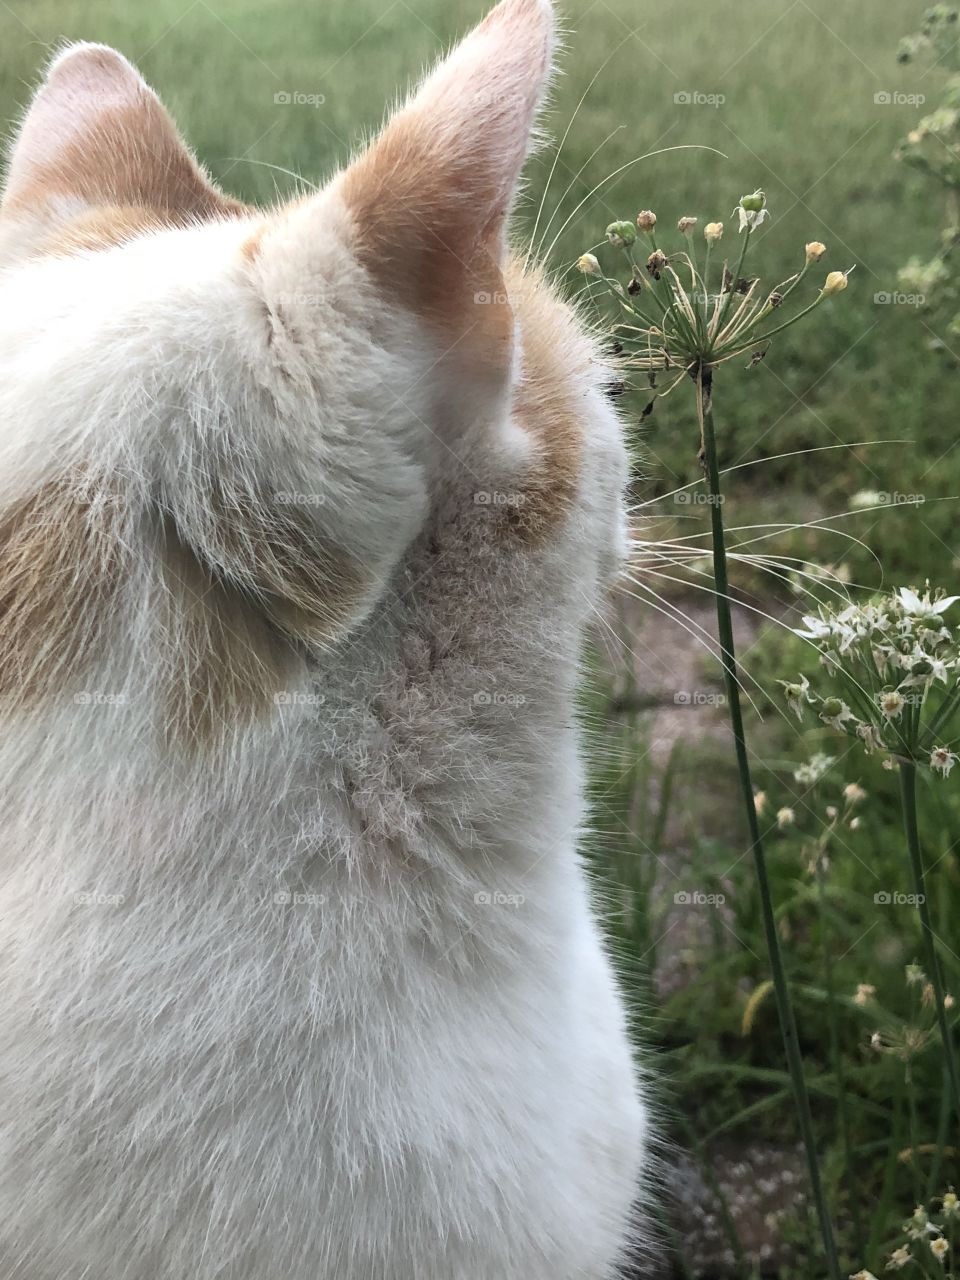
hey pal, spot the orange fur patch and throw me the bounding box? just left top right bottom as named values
left=0, top=477, right=120, bottom=705
left=157, top=525, right=295, bottom=749
left=340, top=122, right=514, bottom=387
left=502, top=259, right=586, bottom=544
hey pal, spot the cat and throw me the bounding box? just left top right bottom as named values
left=0, top=1, right=648, bottom=1276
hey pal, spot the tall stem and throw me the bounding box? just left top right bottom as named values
left=899, top=762, right=960, bottom=1123
left=695, top=363, right=842, bottom=1280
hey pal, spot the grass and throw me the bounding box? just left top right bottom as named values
left=3, top=0, right=960, bottom=1274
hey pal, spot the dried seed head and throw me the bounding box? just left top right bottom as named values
left=677, top=216, right=698, bottom=235
left=704, top=221, right=724, bottom=243
left=805, top=241, right=827, bottom=263
left=646, top=249, right=669, bottom=280
left=577, top=253, right=601, bottom=276
left=636, top=209, right=657, bottom=231
left=822, top=270, right=850, bottom=296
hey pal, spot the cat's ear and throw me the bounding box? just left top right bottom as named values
left=339, top=0, right=556, bottom=297
left=251, top=0, right=556, bottom=409
left=1, top=42, right=244, bottom=220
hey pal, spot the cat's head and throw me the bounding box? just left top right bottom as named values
left=0, top=0, right=629, bottom=742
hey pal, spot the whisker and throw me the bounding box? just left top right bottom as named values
left=524, top=33, right=638, bottom=271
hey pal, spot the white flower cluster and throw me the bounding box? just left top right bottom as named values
left=780, top=586, right=960, bottom=777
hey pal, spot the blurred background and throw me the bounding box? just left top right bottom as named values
left=2, top=0, right=959, bottom=1276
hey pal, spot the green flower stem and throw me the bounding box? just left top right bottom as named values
left=816, top=861, right=865, bottom=1260
left=741, top=292, right=826, bottom=348
left=898, top=762, right=960, bottom=1125
left=696, top=363, right=842, bottom=1280
left=714, top=223, right=753, bottom=336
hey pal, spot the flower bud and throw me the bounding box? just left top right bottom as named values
left=821, top=270, right=849, bottom=296
left=636, top=209, right=657, bottom=232
left=677, top=216, right=698, bottom=235
left=704, top=221, right=724, bottom=243
left=606, top=221, right=637, bottom=248
left=577, top=254, right=601, bottom=276
left=739, top=190, right=766, bottom=213
left=821, top=697, right=844, bottom=719
left=805, top=241, right=827, bottom=263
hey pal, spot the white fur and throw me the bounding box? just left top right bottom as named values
left=0, top=4, right=648, bottom=1276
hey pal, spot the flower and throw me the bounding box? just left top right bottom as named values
left=794, top=753, right=835, bottom=785
left=887, top=1244, right=911, bottom=1269
left=844, top=782, right=867, bottom=804
left=854, top=983, right=876, bottom=1005
left=754, top=790, right=767, bottom=816
left=704, top=221, right=724, bottom=242
left=851, top=489, right=884, bottom=509
left=677, top=216, right=698, bottom=235
left=880, top=691, right=906, bottom=720
left=820, top=696, right=854, bottom=730
left=577, top=253, right=601, bottom=276
left=805, top=241, right=827, bottom=262
left=739, top=189, right=766, bottom=212
left=636, top=209, right=657, bottom=231
left=606, top=220, right=637, bottom=248
left=931, top=1236, right=949, bottom=1262
left=776, top=806, right=795, bottom=829
left=899, top=585, right=960, bottom=619
left=930, top=746, right=958, bottom=776
left=850, top=1272, right=879, bottom=1280
left=943, top=1191, right=958, bottom=1218
left=906, top=963, right=926, bottom=986
left=822, top=270, right=850, bottom=296
left=858, top=723, right=884, bottom=753
left=779, top=675, right=812, bottom=721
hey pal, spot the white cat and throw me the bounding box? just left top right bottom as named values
left=0, top=1, right=647, bottom=1276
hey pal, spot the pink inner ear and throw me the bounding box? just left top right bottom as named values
left=2, top=42, right=246, bottom=221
